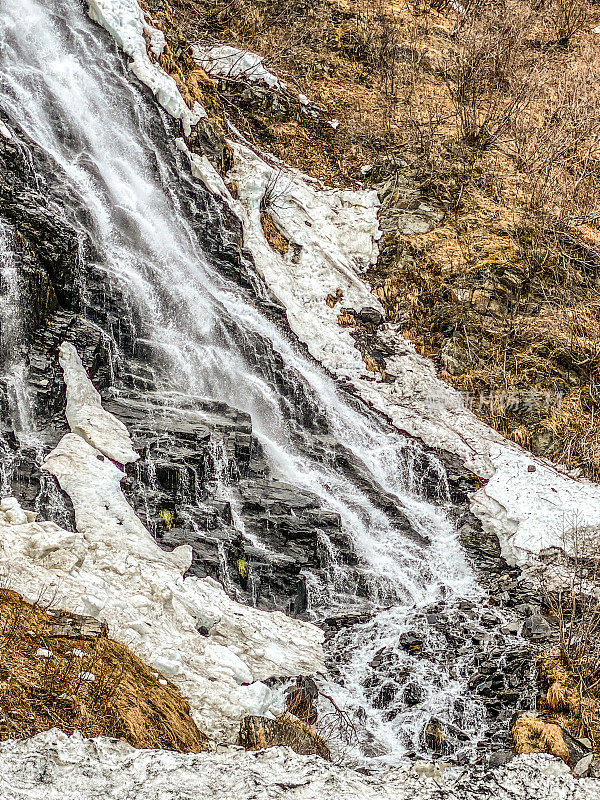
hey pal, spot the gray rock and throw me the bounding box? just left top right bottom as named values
left=589, top=758, right=600, bottom=778
left=574, top=753, right=594, bottom=777
left=357, top=306, right=384, bottom=326
left=522, top=614, right=551, bottom=641
left=488, top=750, right=514, bottom=768
left=440, top=340, right=471, bottom=376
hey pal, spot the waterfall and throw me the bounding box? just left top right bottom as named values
left=0, top=222, right=36, bottom=441
left=0, top=0, right=511, bottom=767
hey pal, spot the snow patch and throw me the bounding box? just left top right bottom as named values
left=146, top=26, right=166, bottom=56
left=175, top=137, right=233, bottom=203
left=0, top=344, right=324, bottom=740
left=193, top=45, right=285, bottom=90
left=228, top=142, right=382, bottom=377
left=86, top=0, right=205, bottom=135
left=59, top=342, right=138, bottom=465
left=0, top=729, right=598, bottom=800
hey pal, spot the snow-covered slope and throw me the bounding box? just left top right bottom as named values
left=0, top=728, right=597, bottom=800
left=83, top=0, right=600, bottom=565
left=0, top=344, right=323, bottom=740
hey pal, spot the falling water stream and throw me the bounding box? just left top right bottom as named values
left=0, top=0, right=513, bottom=768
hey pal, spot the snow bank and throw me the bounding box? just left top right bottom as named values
left=84, top=0, right=600, bottom=567
left=0, top=345, right=323, bottom=739
left=59, top=342, right=138, bottom=465
left=0, top=728, right=597, bottom=800
left=193, top=45, right=285, bottom=90
left=87, top=0, right=205, bottom=135
left=228, top=142, right=382, bottom=377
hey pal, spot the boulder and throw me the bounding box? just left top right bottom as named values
left=238, top=713, right=330, bottom=760
left=424, top=717, right=469, bottom=755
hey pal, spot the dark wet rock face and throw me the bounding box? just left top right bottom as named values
left=0, top=113, right=361, bottom=614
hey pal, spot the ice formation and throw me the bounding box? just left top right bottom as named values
left=0, top=345, right=324, bottom=740
left=59, top=342, right=139, bottom=465
left=87, top=0, right=205, bottom=135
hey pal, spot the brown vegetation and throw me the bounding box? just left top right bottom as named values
left=512, top=713, right=571, bottom=763
left=536, top=529, right=600, bottom=749
left=238, top=712, right=331, bottom=759
left=0, top=589, right=207, bottom=752
left=260, top=211, right=290, bottom=255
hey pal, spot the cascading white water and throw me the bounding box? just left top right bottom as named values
left=0, top=221, right=36, bottom=441
left=0, top=0, right=504, bottom=766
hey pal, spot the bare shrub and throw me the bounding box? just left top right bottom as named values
left=549, top=0, right=590, bottom=46
left=542, top=525, right=600, bottom=688
left=440, top=6, right=536, bottom=151
left=511, top=64, right=600, bottom=225
left=536, top=526, right=600, bottom=745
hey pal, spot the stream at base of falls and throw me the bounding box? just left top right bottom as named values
left=0, top=0, right=535, bottom=769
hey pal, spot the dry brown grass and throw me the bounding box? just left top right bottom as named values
left=260, top=211, right=290, bottom=255
left=0, top=589, right=207, bottom=752
left=535, top=648, right=600, bottom=749
left=512, top=712, right=571, bottom=763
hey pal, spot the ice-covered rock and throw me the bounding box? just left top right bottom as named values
left=0, top=728, right=597, bottom=800
left=0, top=344, right=324, bottom=740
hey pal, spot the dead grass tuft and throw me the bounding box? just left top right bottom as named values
left=260, top=212, right=290, bottom=255
left=0, top=589, right=208, bottom=752
left=512, top=713, right=571, bottom=763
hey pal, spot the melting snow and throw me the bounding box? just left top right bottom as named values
left=0, top=729, right=598, bottom=800
left=0, top=344, right=323, bottom=740
left=59, top=342, right=139, bottom=465
left=192, top=45, right=285, bottom=90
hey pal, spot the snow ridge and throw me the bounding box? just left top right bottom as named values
left=59, top=342, right=139, bottom=465
left=87, top=0, right=204, bottom=135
